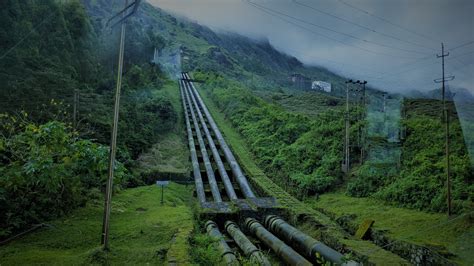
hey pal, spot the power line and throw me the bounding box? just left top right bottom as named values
left=448, top=40, right=474, bottom=51
left=450, top=50, right=474, bottom=59
left=337, top=0, right=439, bottom=43
left=293, top=0, right=437, bottom=51
left=447, top=57, right=474, bottom=78
left=248, top=1, right=430, bottom=56
left=369, top=45, right=474, bottom=80
left=248, top=1, right=471, bottom=94
left=369, top=55, right=437, bottom=80
left=245, top=1, right=423, bottom=60
left=280, top=45, right=387, bottom=75
left=0, top=10, right=57, bottom=60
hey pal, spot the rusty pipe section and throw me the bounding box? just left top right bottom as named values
left=184, top=73, right=256, bottom=198
left=245, top=218, right=312, bottom=266
left=179, top=80, right=206, bottom=203
left=264, top=215, right=348, bottom=265
left=184, top=80, right=238, bottom=200
left=205, top=221, right=239, bottom=265
left=224, top=221, right=271, bottom=266
left=183, top=80, right=222, bottom=202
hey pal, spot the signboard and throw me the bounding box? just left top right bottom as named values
left=156, top=180, right=170, bottom=205
left=156, top=180, right=170, bottom=186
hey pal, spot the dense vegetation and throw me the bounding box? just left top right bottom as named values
left=0, top=0, right=471, bottom=247
left=194, top=72, right=363, bottom=195
left=348, top=99, right=473, bottom=212
left=194, top=71, right=473, bottom=213
left=0, top=0, right=178, bottom=237
left=0, top=114, right=127, bottom=237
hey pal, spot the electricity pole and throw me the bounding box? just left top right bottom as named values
left=343, top=80, right=352, bottom=173
left=347, top=79, right=367, bottom=164
left=434, top=42, right=455, bottom=217
left=360, top=81, right=367, bottom=163
left=101, top=0, right=141, bottom=250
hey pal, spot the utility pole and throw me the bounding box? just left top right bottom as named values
left=347, top=79, right=367, bottom=164
left=101, top=0, right=141, bottom=250
left=343, top=80, right=352, bottom=173
left=434, top=42, right=455, bottom=217
left=360, top=81, right=367, bottom=163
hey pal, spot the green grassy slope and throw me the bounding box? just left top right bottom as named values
left=310, top=193, right=474, bottom=265
left=0, top=184, right=194, bottom=265
left=255, top=90, right=344, bottom=118
left=136, top=80, right=190, bottom=179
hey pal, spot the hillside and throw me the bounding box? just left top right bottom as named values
left=1, top=0, right=473, bottom=264
left=0, top=0, right=181, bottom=238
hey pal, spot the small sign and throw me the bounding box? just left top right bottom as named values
left=156, top=180, right=170, bottom=186
left=355, top=219, right=375, bottom=239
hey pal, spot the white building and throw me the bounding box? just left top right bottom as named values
left=311, top=81, right=332, bottom=92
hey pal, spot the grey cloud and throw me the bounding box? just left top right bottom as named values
left=147, top=0, right=473, bottom=94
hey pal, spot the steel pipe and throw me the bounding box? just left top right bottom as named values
left=183, top=79, right=222, bottom=202
left=224, top=221, right=271, bottom=266
left=264, top=215, right=347, bottom=265
left=205, top=221, right=239, bottom=265
left=179, top=80, right=206, bottom=203
left=245, top=218, right=312, bottom=266
left=184, top=73, right=256, bottom=198
left=184, top=80, right=238, bottom=200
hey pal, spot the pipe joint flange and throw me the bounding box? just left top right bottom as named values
left=224, top=220, right=238, bottom=231
left=205, top=220, right=218, bottom=230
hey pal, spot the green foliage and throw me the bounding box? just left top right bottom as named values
left=118, top=92, right=178, bottom=159
left=346, top=164, right=398, bottom=197
left=277, top=116, right=344, bottom=193
left=0, top=114, right=127, bottom=237
left=0, top=0, right=96, bottom=114
left=0, top=0, right=183, bottom=237
left=374, top=115, right=473, bottom=212
left=0, top=0, right=176, bottom=159
left=198, top=71, right=354, bottom=195
left=347, top=99, right=473, bottom=212
left=189, top=234, right=222, bottom=265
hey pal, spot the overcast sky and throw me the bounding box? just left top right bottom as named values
left=147, top=0, right=473, bottom=94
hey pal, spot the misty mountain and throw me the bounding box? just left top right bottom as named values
left=407, top=87, right=474, bottom=101
left=82, top=0, right=350, bottom=94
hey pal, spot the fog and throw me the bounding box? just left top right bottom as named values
left=147, top=0, right=473, bottom=94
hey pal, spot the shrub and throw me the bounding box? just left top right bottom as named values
left=0, top=115, right=127, bottom=237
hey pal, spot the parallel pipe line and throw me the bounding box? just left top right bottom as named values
left=205, top=221, right=239, bottom=265
left=181, top=73, right=355, bottom=265
left=183, top=79, right=223, bottom=202
left=184, top=73, right=256, bottom=198
left=179, top=80, right=206, bottom=203
left=265, top=215, right=347, bottom=265
left=184, top=79, right=238, bottom=200
left=245, top=218, right=312, bottom=266
left=224, top=221, right=271, bottom=266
